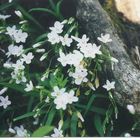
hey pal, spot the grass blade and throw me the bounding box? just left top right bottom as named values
left=71, top=112, right=78, bottom=137
left=45, top=107, right=56, bottom=125
left=94, top=114, right=104, bottom=136
left=29, top=8, right=56, bottom=17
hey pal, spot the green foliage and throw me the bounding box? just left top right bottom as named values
left=32, top=125, right=54, bottom=137
left=0, top=0, right=135, bottom=138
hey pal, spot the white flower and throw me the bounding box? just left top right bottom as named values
left=0, top=96, right=11, bottom=109
left=47, top=31, right=60, bottom=45
left=14, top=29, right=28, bottom=43
left=6, top=26, right=28, bottom=43
left=68, top=50, right=84, bottom=66
left=3, top=59, right=13, bottom=68
left=12, top=125, right=29, bottom=137
left=22, top=52, right=34, bottom=64
left=70, top=67, right=88, bottom=85
left=51, top=128, right=63, bottom=137
left=127, top=104, right=135, bottom=114
left=97, top=33, right=112, bottom=43
left=80, top=43, right=102, bottom=58
left=11, top=70, right=27, bottom=84
left=0, top=14, right=11, bottom=20
left=15, top=10, right=22, bottom=18
left=49, top=21, right=64, bottom=34
left=52, top=87, right=78, bottom=110
left=24, top=81, right=34, bottom=92
left=6, top=25, right=17, bottom=37
left=12, top=60, right=25, bottom=71
left=6, top=44, right=23, bottom=57
left=67, top=90, right=78, bottom=104
left=54, top=94, right=68, bottom=110
left=71, top=34, right=89, bottom=48
left=45, top=97, right=50, bottom=103
left=57, top=50, right=68, bottom=67
left=51, top=86, right=66, bottom=97
left=0, top=88, right=8, bottom=95
left=58, top=50, right=83, bottom=67
left=103, top=80, right=115, bottom=91
left=124, top=133, right=131, bottom=137
left=60, top=34, right=72, bottom=47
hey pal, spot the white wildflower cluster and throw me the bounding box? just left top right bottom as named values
left=0, top=15, right=120, bottom=137
left=47, top=20, right=117, bottom=93
left=57, top=50, right=83, bottom=67
left=48, top=21, right=72, bottom=47
left=4, top=45, right=34, bottom=84
left=6, top=25, right=28, bottom=43
left=9, top=125, right=30, bottom=137
left=3, top=24, right=34, bottom=86
left=51, top=86, right=78, bottom=110
left=72, top=35, right=102, bottom=59
left=7, top=53, right=34, bottom=85
left=6, top=44, right=23, bottom=57
left=69, top=66, right=88, bottom=85
left=1, top=14, right=35, bottom=110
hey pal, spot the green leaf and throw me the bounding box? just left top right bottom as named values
left=17, top=5, right=43, bottom=30
left=0, top=82, right=38, bottom=97
left=0, top=1, right=14, bottom=11
left=75, top=104, right=106, bottom=115
left=94, top=114, right=104, bottom=136
left=45, top=107, right=56, bottom=125
left=63, top=118, right=70, bottom=130
left=84, top=94, right=107, bottom=115
left=56, top=0, right=62, bottom=14
left=48, top=0, right=56, bottom=11
left=14, top=111, right=46, bottom=122
left=35, top=33, right=48, bottom=42
left=27, top=96, right=34, bottom=112
left=103, top=105, right=113, bottom=134
left=56, top=0, right=63, bottom=19
left=14, top=112, right=35, bottom=122
left=32, top=125, right=54, bottom=137
left=29, top=8, right=57, bottom=17
left=0, top=82, right=26, bottom=94
left=71, top=112, right=78, bottom=137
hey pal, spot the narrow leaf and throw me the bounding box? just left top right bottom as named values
left=71, top=112, right=78, bottom=136
left=94, top=114, right=104, bottom=136
left=32, top=125, right=54, bottom=137
left=45, top=107, right=56, bottom=125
